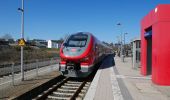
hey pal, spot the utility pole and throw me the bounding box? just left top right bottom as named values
left=124, top=33, right=128, bottom=57
left=18, top=0, right=24, bottom=81
left=121, top=33, right=124, bottom=62
left=117, top=23, right=124, bottom=62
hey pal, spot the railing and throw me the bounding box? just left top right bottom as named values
left=0, top=57, right=60, bottom=77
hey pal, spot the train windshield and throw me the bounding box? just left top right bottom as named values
left=66, top=34, right=88, bottom=47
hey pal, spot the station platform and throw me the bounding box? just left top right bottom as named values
left=0, top=64, right=60, bottom=100
left=84, top=55, right=170, bottom=100
left=1, top=56, right=170, bottom=100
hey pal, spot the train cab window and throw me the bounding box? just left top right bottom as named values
left=66, top=34, right=88, bottom=47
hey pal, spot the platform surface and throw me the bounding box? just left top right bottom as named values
left=85, top=55, right=170, bottom=100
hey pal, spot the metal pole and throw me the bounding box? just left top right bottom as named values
left=124, top=33, right=128, bottom=58
left=120, top=33, right=124, bottom=62
left=124, top=33, right=125, bottom=49
left=117, top=23, right=124, bottom=62
left=51, top=58, right=53, bottom=71
left=124, top=33, right=125, bottom=57
left=11, top=63, right=15, bottom=85
left=36, top=59, right=38, bottom=76
left=20, top=0, right=24, bottom=81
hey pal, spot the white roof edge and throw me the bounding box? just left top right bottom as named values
left=131, top=37, right=141, bottom=42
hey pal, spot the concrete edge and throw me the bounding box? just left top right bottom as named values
left=84, top=68, right=102, bottom=100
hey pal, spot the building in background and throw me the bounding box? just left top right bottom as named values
left=26, top=39, right=47, bottom=48
left=47, top=40, right=63, bottom=48
left=0, top=38, right=15, bottom=46
left=33, top=39, right=47, bottom=46
left=131, top=37, right=141, bottom=69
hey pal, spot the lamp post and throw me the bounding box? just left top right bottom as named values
left=124, top=33, right=128, bottom=57
left=18, top=0, right=24, bottom=81
left=116, top=36, right=121, bottom=57
left=117, top=23, right=124, bottom=62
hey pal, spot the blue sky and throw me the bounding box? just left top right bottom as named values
left=0, top=0, right=170, bottom=43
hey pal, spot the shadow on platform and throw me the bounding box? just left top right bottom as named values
left=99, top=54, right=115, bottom=70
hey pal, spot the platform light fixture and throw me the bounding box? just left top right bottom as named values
left=117, top=23, right=124, bottom=62
left=124, top=33, right=128, bottom=56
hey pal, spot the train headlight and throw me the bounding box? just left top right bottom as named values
left=81, top=56, right=90, bottom=62
left=61, top=58, right=67, bottom=61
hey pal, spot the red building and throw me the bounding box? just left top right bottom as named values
left=141, top=4, right=170, bottom=85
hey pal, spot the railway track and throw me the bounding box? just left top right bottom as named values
left=34, top=77, right=91, bottom=100
left=33, top=59, right=102, bottom=100
left=13, top=58, right=102, bottom=100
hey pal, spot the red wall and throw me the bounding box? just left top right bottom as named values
left=141, top=4, right=170, bottom=85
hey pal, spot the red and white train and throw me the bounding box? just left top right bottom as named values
left=59, top=32, right=112, bottom=77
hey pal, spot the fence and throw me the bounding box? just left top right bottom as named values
left=0, top=57, right=60, bottom=98
left=0, top=57, right=60, bottom=77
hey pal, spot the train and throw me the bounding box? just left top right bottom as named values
left=59, top=32, right=112, bottom=77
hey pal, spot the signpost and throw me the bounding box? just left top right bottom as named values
left=18, top=0, right=25, bottom=81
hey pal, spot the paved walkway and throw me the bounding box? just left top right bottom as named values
left=85, top=55, right=170, bottom=100
left=85, top=55, right=123, bottom=100
left=115, top=57, right=170, bottom=100
left=94, top=67, right=114, bottom=100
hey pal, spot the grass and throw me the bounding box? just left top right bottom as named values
left=0, top=46, right=60, bottom=65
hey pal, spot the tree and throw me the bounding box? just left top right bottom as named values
left=59, top=37, right=64, bottom=43
left=26, top=36, right=30, bottom=41
left=63, top=34, right=69, bottom=40
left=1, top=33, right=13, bottom=40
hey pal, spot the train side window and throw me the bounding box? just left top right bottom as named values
left=95, top=44, right=98, bottom=50
left=93, top=45, right=96, bottom=51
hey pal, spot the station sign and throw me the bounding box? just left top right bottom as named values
left=144, top=30, right=152, bottom=38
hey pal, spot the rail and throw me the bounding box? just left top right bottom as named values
left=34, top=77, right=91, bottom=100
left=35, top=77, right=69, bottom=100
left=70, top=81, right=86, bottom=100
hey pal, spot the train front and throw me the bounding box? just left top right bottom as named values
left=59, top=33, right=94, bottom=77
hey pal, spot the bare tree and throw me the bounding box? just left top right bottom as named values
left=64, top=34, right=69, bottom=40
left=1, top=33, right=13, bottom=40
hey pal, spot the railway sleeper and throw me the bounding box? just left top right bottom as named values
left=77, top=88, right=88, bottom=98
left=85, top=84, right=90, bottom=87
left=64, top=84, right=80, bottom=87
left=64, top=84, right=81, bottom=87
left=76, top=94, right=86, bottom=100
left=48, top=93, right=71, bottom=98
left=56, top=90, right=75, bottom=94
left=64, top=83, right=81, bottom=86
left=85, top=82, right=90, bottom=84
left=57, top=89, right=77, bottom=92
left=78, top=93, right=85, bottom=98
left=80, top=89, right=87, bottom=93
left=61, top=86, right=79, bottom=89
left=81, top=86, right=88, bottom=90
left=76, top=97, right=83, bottom=100
left=47, top=95, right=70, bottom=100
left=67, top=81, right=82, bottom=84
left=53, top=91, right=73, bottom=96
